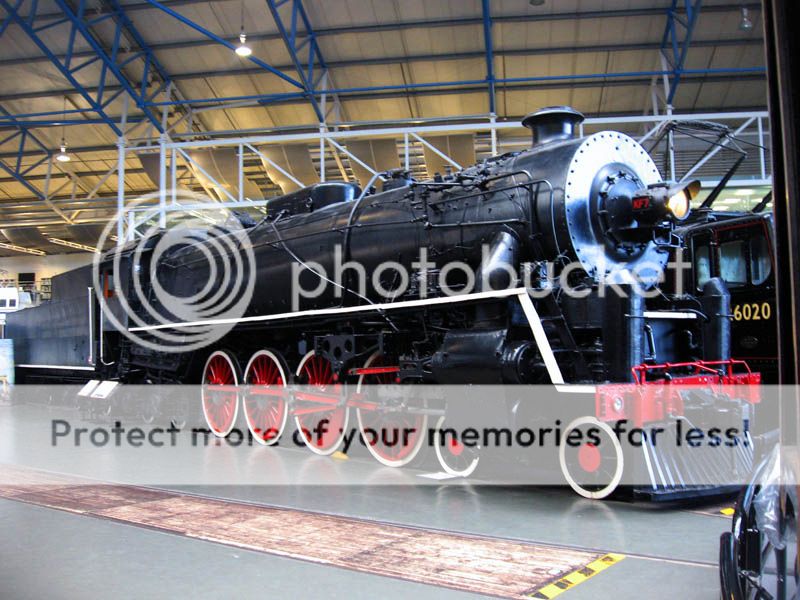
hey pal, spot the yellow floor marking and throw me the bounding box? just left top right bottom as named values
left=720, top=507, right=735, bottom=516
left=528, top=553, right=626, bottom=599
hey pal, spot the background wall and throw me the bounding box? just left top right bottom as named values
left=0, top=253, right=94, bottom=282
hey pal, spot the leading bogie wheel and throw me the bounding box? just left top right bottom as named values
left=433, top=415, right=480, bottom=477
left=559, top=416, right=624, bottom=500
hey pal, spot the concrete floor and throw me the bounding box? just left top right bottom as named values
left=0, top=402, right=732, bottom=599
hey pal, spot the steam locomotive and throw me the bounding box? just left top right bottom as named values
left=8, top=107, right=761, bottom=499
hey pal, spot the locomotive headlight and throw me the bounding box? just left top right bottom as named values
left=665, top=179, right=700, bottom=220
left=631, top=179, right=700, bottom=225
left=667, top=191, right=691, bottom=220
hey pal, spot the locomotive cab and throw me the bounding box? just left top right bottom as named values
left=671, top=211, right=777, bottom=382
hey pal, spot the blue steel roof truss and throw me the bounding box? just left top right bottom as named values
left=660, top=0, right=704, bottom=106
left=0, top=0, right=170, bottom=133
left=0, top=104, right=53, bottom=202
left=265, top=0, right=328, bottom=122
left=481, top=0, right=496, bottom=115
left=0, top=0, right=770, bottom=202
left=0, top=0, right=175, bottom=206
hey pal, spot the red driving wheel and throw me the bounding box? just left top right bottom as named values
left=356, top=353, right=427, bottom=467
left=294, top=352, right=349, bottom=455
left=201, top=350, right=240, bottom=437
left=243, top=350, right=288, bottom=445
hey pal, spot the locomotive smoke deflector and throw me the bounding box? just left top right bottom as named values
left=521, top=106, right=585, bottom=146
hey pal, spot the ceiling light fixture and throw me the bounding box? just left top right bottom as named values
left=47, top=238, right=101, bottom=253
left=55, top=140, right=71, bottom=162
left=0, top=242, right=46, bottom=256
left=236, top=32, right=252, bottom=57
left=55, top=95, right=71, bottom=162
left=235, top=0, right=252, bottom=57
left=739, top=7, right=753, bottom=31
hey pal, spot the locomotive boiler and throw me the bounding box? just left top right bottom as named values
left=151, top=107, right=683, bottom=318
left=8, top=107, right=760, bottom=499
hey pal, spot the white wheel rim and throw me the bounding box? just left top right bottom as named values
left=433, top=415, right=480, bottom=477
left=243, top=349, right=288, bottom=446
left=559, top=416, right=624, bottom=500
left=356, top=351, right=427, bottom=467
left=293, top=350, right=349, bottom=456
left=201, top=350, right=239, bottom=438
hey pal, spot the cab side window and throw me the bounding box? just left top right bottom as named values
left=749, top=232, right=772, bottom=285
left=695, top=243, right=712, bottom=290
left=718, top=239, right=747, bottom=287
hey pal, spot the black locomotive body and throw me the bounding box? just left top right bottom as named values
left=110, top=107, right=705, bottom=383
left=7, top=107, right=762, bottom=499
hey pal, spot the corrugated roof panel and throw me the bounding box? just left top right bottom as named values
left=400, top=24, right=484, bottom=57
left=605, top=48, right=660, bottom=73
left=208, top=105, right=272, bottom=132
left=597, top=85, right=649, bottom=115
left=501, top=51, right=609, bottom=79
left=258, top=102, right=319, bottom=126
left=706, top=45, right=765, bottom=71
left=320, top=29, right=412, bottom=63
left=407, top=57, right=485, bottom=86
left=495, top=16, right=663, bottom=51
left=304, top=0, right=385, bottom=29
left=501, top=87, right=603, bottom=118
left=680, top=80, right=766, bottom=111
left=305, top=0, right=481, bottom=29
left=328, top=63, right=409, bottom=90
left=414, top=91, right=487, bottom=119
left=338, top=97, right=413, bottom=122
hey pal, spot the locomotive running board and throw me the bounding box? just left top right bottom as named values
left=130, top=288, right=530, bottom=332
left=16, top=364, right=96, bottom=371
left=129, top=289, right=698, bottom=394
left=130, top=288, right=574, bottom=388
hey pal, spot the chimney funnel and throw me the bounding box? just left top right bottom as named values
left=522, top=106, right=585, bottom=147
